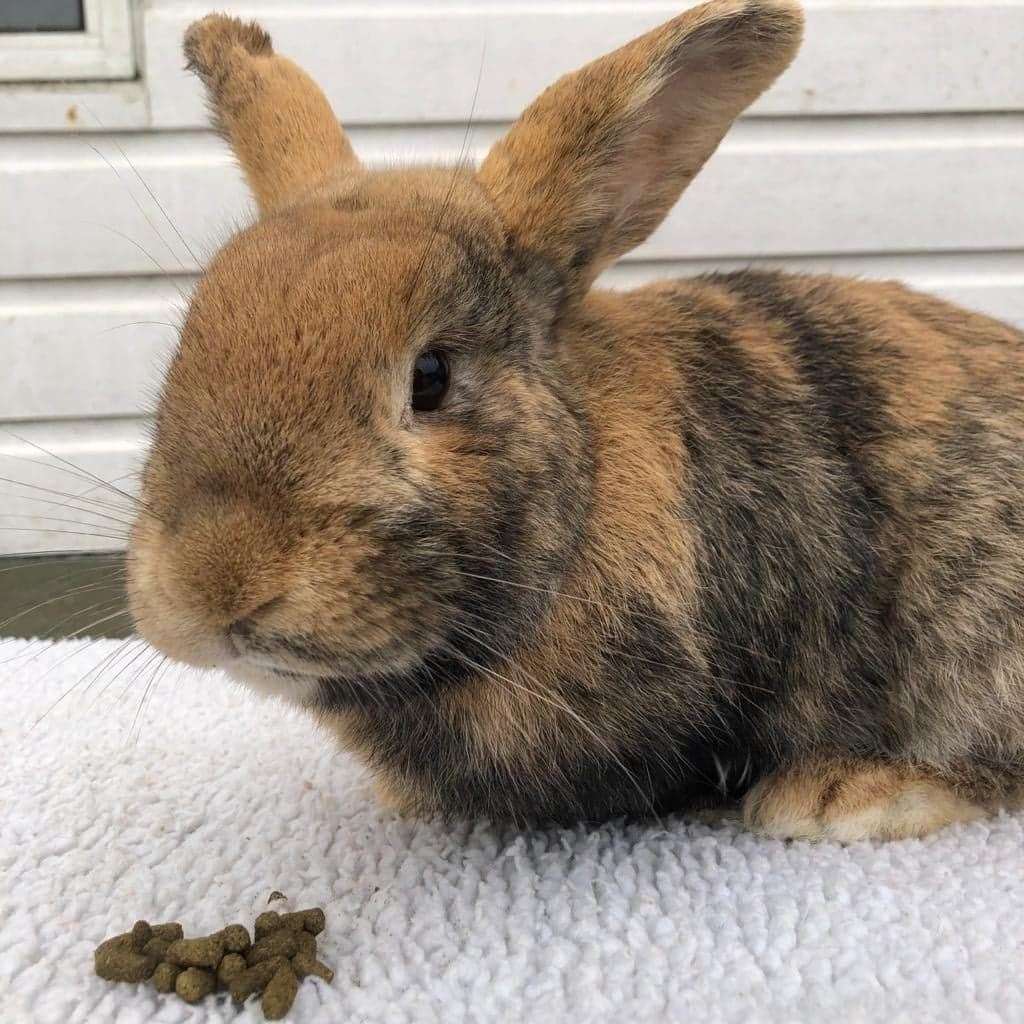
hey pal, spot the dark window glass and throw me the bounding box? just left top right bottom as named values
left=0, top=1, right=85, bottom=33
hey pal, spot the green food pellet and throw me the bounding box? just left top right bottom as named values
left=152, top=962, right=181, bottom=993
left=217, top=952, right=248, bottom=987
left=150, top=923, right=184, bottom=942
left=142, top=936, right=172, bottom=960
left=130, top=920, right=152, bottom=952
left=218, top=923, right=251, bottom=953
left=254, top=911, right=281, bottom=939
left=246, top=929, right=298, bottom=966
left=175, top=967, right=216, bottom=1004
left=294, top=930, right=317, bottom=958
left=280, top=908, right=326, bottom=936
left=94, top=935, right=158, bottom=983
left=291, top=951, right=334, bottom=984
left=261, top=962, right=299, bottom=1020
left=229, top=956, right=287, bottom=1003
left=165, top=936, right=225, bottom=969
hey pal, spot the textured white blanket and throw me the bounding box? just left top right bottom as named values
left=3, top=639, right=1024, bottom=1023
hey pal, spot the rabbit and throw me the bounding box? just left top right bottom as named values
left=126, top=0, right=1024, bottom=841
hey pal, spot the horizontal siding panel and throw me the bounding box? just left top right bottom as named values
left=2, top=252, right=1022, bottom=422
left=143, top=1, right=1024, bottom=125
left=0, top=81, right=148, bottom=133
left=2, top=116, right=1023, bottom=279
left=0, top=419, right=144, bottom=556
left=0, top=278, right=184, bottom=421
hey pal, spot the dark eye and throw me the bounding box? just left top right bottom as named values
left=412, top=349, right=450, bottom=412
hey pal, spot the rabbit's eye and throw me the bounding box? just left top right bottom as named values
left=412, top=350, right=450, bottom=412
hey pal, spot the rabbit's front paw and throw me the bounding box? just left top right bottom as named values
left=742, top=759, right=985, bottom=841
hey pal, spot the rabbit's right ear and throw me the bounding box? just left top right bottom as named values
left=184, top=15, right=358, bottom=213
left=479, top=0, right=803, bottom=309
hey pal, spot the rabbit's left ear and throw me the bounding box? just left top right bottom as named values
left=478, top=0, right=803, bottom=306
left=184, top=15, right=359, bottom=213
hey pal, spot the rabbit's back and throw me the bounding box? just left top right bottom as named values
left=569, top=270, right=1024, bottom=789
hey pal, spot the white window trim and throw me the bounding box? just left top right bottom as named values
left=0, top=0, right=134, bottom=82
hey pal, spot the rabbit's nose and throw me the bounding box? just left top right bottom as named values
left=227, top=617, right=253, bottom=641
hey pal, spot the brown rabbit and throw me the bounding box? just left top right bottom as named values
left=127, top=0, right=1024, bottom=840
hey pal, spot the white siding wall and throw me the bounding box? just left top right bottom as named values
left=2, top=0, right=1023, bottom=554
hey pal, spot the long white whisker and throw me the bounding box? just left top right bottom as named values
left=0, top=579, right=125, bottom=633
left=446, top=621, right=664, bottom=825
left=31, top=633, right=138, bottom=728
left=0, top=491, right=135, bottom=528
left=1, top=430, right=143, bottom=508
left=87, top=142, right=184, bottom=270
left=0, top=473, right=138, bottom=517
left=112, top=138, right=204, bottom=268
left=129, top=655, right=171, bottom=745
left=3, top=597, right=128, bottom=667
left=87, top=641, right=152, bottom=708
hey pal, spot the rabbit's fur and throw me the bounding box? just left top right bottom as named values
left=127, top=0, right=1024, bottom=839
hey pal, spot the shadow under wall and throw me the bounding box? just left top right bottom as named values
left=0, top=553, right=131, bottom=639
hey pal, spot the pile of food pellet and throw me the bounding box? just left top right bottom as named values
left=93, top=905, right=332, bottom=1020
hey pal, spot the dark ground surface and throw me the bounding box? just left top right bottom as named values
left=0, top=553, right=131, bottom=639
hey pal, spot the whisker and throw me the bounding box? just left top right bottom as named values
left=0, top=514, right=130, bottom=534
left=101, top=320, right=180, bottom=334
left=90, top=223, right=171, bottom=276
left=1, top=430, right=143, bottom=508
left=88, top=641, right=153, bottom=709
left=460, top=599, right=772, bottom=713
left=31, top=632, right=138, bottom=727
left=110, top=137, right=204, bottom=268
left=472, top=538, right=514, bottom=563
left=451, top=605, right=723, bottom=762
left=447, top=566, right=779, bottom=667
left=451, top=551, right=517, bottom=566
left=76, top=634, right=144, bottom=700
left=2, top=593, right=126, bottom=665
left=0, top=527, right=127, bottom=542
left=0, top=579, right=126, bottom=633
left=0, top=473, right=139, bottom=516
left=3, top=581, right=125, bottom=651
left=0, top=490, right=137, bottom=528
left=0, top=451, right=130, bottom=499
left=78, top=98, right=203, bottom=274
left=116, top=648, right=164, bottom=708
left=0, top=551, right=123, bottom=576
left=444, top=624, right=664, bottom=825
left=129, top=655, right=171, bottom=745
left=75, top=472, right=154, bottom=518
left=87, top=142, right=184, bottom=270
left=403, top=40, right=487, bottom=319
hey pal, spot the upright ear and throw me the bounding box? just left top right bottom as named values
left=478, top=0, right=803, bottom=305
left=183, top=15, right=359, bottom=213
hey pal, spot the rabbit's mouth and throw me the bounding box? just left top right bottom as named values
left=225, top=635, right=438, bottom=707
left=225, top=659, right=325, bottom=704
left=310, top=638, right=490, bottom=714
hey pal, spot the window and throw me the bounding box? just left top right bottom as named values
left=0, top=0, right=133, bottom=81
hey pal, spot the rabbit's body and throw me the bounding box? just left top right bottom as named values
left=128, top=0, right=1024, bottom=839
left=332, top=270, right=1024, bottom=827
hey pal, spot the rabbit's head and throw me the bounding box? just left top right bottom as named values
left=127, top=1, right=802, bottom=705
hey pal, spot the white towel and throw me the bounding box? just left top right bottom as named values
left=3, top=638, right=1024, bottom=1023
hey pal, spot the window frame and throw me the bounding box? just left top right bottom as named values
left=0, top=0, right=134, bottom=82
